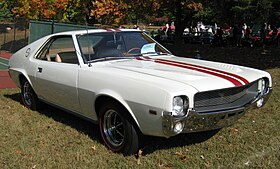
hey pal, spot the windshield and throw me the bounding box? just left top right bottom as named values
left=77, top=31, right=171, bottom=62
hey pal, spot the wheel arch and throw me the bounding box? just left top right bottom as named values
left=18, top=71, right=33, bottom=88
left=94, top=93, right=142, bottom=134
left=10, top=68, right=33, bottom=89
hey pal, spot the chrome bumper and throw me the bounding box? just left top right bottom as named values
left=162, top=87, right=272, bottom=137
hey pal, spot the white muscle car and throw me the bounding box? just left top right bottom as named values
left=9, top=29, right=272, bottom=155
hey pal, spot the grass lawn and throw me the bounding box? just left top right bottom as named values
left=0, top=45, right=280, bottom=168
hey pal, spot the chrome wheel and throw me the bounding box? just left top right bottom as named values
left=102, top=109, right=125, bottom=147
left=22, top=81, right=32, bottom=106
left=99, top=101, right=139, bottom=155
left=21, top=79, right=39, bottom=110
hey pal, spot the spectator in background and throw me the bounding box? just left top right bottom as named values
left=232, top=24, right=238, bottom=46
left=260, top=23, right=267, bottom=45
left=213, top=28, right=223, bottom=46
left=243, top=23, right=247, bottom=38
left=236, top=24, right=243, bottom=46
left=245, top=26, right=251, bottom=39
left=271, top=25, right=278, bottom=46
left=133, top=25, right=139, bottom=30
left=214, top=23, right=218, bottom=34
left=165, top=22, right=169, bottom=37
left=233, top=24, right=243, bottom=46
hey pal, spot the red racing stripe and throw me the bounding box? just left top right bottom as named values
left=138, top=56, right=247, bottom=86
left=154, top=59, right=243, bottom=86
left=157, top=58, right=249, bottom=85
left=103, top=28, right=114, bottom=32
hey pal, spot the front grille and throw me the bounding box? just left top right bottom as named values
left=194, top=81, right=259, bottom=113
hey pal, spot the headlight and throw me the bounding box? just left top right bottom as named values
left=172, top=96, right=189, bottom=117
left=258, top=78, right=268, bottom=95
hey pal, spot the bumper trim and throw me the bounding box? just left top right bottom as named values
left=162, top=87, right=272, bottom=137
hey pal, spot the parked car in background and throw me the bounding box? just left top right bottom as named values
left=183, top=32, right=214, bottom=44
left=9, top=29, right=272, bottom=155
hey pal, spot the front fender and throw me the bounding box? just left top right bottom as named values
left=95, top=89, right=140, bottom=127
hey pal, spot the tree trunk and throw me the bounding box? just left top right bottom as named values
left=174, top=0, right=194, bottom=46
left=174, top=0, right=184, bottom=46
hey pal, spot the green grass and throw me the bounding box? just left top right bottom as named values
left=0, top=68, right=279, bottom=168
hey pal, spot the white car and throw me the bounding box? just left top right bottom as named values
left=9, top=29, right=272, bottom=155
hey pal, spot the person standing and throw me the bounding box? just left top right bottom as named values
left=260, top=23, right=267, bottom=45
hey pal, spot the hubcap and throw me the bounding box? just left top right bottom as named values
left=23, top=82, right=32, bottom=106
left=102, top=109, right=125, bottom=147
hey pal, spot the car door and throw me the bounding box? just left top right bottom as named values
left=35, top=35, right=81, bottom=112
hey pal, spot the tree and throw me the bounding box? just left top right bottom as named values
left=124, top=0, right=161, bottom=24
left=229, top=0, right=272, bottom=24
left=90, top=0, right=128, bottom=25
left=12, top=0, right=69, bottom=21
left=157, top=0, right=202, bottom=45
left=63, top=0, right=90, bottom=23
left=0, top=0, right=17, bottom=19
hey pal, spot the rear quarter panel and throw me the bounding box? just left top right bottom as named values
left=9, top=37, right=49, bottom=88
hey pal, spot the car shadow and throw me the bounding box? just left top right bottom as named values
left=140, top=129, right=220, bottom=155
left=5, top=93, right=220, bottom=156
left=4, top=93, right=101, bottom=144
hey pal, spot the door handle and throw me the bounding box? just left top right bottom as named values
left=38, top=67, right=43, bottom=73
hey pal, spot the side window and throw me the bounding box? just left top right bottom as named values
left=37, top=36, right=79, bottom=64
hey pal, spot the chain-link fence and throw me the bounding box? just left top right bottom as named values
left=0, top=17, right=29, bottom=53
left=29, top=20, right=98, bottom=43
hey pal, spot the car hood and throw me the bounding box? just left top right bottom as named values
left=107, top=55, right=265, bottom=92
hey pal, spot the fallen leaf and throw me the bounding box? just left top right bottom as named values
left=91, top=145, right=96, bottom=151
left=200, top=155, right=205, bottom=160
left=180, top=155, right=188, bottom=161
left=204, top=161, right=212, bottom=168
left=137, top=158, right=141, bottom=165
left=230, top=128, right=239, bottom=133
left=138, top=149, right=143, bottom=157
left=244, top=160, right=250, bottom=166
left=175, top=151, right=183, bottom=156
left=137, top=149, right=143, bottom=165
left=158, top=163, right=164, bottom=167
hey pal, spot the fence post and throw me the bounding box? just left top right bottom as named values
left=51, top=20, right=54, bottom=34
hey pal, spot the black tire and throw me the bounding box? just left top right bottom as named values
left=21, top=78, right=40, bottom=110
left=99, top=102, right=139, bottom=156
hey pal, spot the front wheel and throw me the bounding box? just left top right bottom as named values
left=21, top=78, right=40, bottom=110
left=99, top=102, right=139, bottom=156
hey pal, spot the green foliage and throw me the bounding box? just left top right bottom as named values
left=194, top=6, right=216, bottom=23
left=0, top=0, right=280, bottom=28
left=228, top=0, right=273, bottom=24
left=0, top=0, right=14, bottom=20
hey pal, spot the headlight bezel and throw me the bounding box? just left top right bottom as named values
left=172, top=96, right=189, bottom=117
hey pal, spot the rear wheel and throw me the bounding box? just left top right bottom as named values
left=99, top=102, right=139, bottom=156
left=21, top=78, right=40, bottom=110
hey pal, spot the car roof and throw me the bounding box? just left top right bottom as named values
left=52, top=29, right=141, bottom=36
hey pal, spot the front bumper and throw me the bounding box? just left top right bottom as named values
left=162, top=87, right=272, bottom=137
